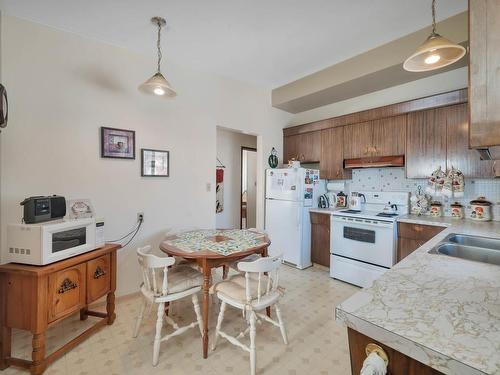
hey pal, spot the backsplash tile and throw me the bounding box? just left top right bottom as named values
left=329, top=167, right=500, bottom=221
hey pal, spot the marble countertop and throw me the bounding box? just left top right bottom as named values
left=336, top=216, right=500, bottom=375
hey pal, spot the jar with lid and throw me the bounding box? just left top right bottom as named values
left=450, top=202, right=464, bottom=219
left=469, top=197, right=492, bottom=221
left=430, top=202, right=443, bottom=217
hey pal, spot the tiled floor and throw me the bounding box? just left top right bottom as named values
left=3, top=265, right=358, bottom=375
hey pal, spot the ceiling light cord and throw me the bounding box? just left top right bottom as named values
left=431, top=0, right=437, bottom=36
left=156, top=19, right=163, bottom=73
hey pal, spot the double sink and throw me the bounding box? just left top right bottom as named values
left=430, top=233, right=500, bottom=266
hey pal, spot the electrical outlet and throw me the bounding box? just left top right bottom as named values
left=137, top=212, right=144, bottom=223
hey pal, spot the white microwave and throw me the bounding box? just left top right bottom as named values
left=6, top=218, right=97, bottom=265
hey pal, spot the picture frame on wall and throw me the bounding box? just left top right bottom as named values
left=101, top=126, right=135, bottom=159
left=141, top=148, right=170, bottom=177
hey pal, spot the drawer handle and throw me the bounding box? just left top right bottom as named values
left=414, top=226, right=423, bottom=232
left=94, top=266, right=106, bottom=279
left=58, top=278, right=77, bottom=294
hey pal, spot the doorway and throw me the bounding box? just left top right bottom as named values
left=215, top=127, right=257, bottom=230
left=241, top=147, right=257, bottom=229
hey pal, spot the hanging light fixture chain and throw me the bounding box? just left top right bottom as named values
left=156, top=19, right=163, bottom=73
left=431, top=0, right=437, bottom=36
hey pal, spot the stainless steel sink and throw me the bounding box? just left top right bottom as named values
left=447, top=234, right=500, bottom=250
left=429, top=233, right=500, bottom=266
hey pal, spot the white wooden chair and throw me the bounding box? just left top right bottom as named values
left=211, top=254, right=288, bottom=375
left=133, top=245, right=204, bottom=366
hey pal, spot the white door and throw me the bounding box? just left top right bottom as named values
left=265, top=169, right=303, bottom=202
left=265, top=199, right=302, bottom=266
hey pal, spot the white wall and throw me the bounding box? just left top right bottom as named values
left=245, top=150, right=257, bottom=228
left=287, top=67, right=468, bottom=126
left=0, top=15, right=291, bottom=296
left=215, top=128, right=256, bottom=229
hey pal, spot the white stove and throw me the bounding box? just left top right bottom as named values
left=330, top=192, right=409, bottom=287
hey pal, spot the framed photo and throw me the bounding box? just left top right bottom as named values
left=67, top=199, right=94, bottom=219
left=141, top=148, right=170, bottom=177
left=101, top=127, right=135, bottom=159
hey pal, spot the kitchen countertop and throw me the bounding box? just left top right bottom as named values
left=309, top=207, right=344, bottom=214
left=336, top=216, right=500, bottom=375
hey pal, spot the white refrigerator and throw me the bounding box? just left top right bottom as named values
left=264, top=168, right=325, bottom=269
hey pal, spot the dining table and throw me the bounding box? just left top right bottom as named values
left=159, top=228, right=271, bottom=359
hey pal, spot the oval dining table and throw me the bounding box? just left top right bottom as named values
left=159, top=229, right=271, bottom=359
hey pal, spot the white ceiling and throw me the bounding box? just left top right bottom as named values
left=0, top=0, right=467, bottom=88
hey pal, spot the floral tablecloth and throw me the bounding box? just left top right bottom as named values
left=163, top=229, right=268, bottom=256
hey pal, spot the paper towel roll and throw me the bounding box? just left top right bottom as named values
left=326, top=182, right=345, bottom=191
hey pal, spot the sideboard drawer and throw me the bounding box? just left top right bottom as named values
left=48, top=264, right=86, bottom=323
left=86, top=254, right=111, bottom=303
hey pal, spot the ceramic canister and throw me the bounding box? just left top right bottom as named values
left=469, top=197, right=492, bottom=221
left=336, top=191, right=347, bottom=208
left=430, top=202, right=443, bottom=217
left=450, top=202, right=464, bottom=219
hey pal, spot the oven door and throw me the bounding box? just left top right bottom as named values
left=331, top=216, right=396, bottom=267
left=42, top=219, right=96, bottom=264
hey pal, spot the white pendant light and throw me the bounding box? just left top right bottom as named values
left=403, top=0, right=466, bottom=72
left=139, top=17, right=176, bottom=97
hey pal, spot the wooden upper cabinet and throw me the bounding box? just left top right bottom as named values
left=469, top=0, right=500, bottom=148
left=283, top=131, right=320, bottom=163
left=372, top=115, right=406, bottom=157
left=343, top=121, right=372, bottom=159
left=406, top=108, right=447, bottom=178
left=320, top=127, right=351, bottom=180
left=446, top=104, right=494, bottom=177
left=283, top=134, right=298, bottom=164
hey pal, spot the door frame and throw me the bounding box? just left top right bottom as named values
left=240, top=146, right=257, bottom=229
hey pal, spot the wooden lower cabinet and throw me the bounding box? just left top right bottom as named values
left=48, top=264, right=86, bottom=323
left=0, top=245, right=119, bottom=374
left=397, top=223, right=445, bottom=262
left=310, top=212, right=331, bottom=267
left=86, top=254, right=111, bottom=303
left=348, top=328, right=444, bottom=375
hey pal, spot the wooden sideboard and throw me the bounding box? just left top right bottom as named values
left=0, top=244, right=120, bottom=374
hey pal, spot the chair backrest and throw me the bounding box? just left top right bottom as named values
left=237, top=254, right=282, bottom=304
left=137, top=245, right=175, bottom=297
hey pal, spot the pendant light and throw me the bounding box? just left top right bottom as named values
left=139, top=17, right=176, bottom=97
left=403, top=0, right=466, bottom=72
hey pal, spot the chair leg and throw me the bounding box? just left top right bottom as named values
left=275, top=303, right=288, bottom=345
left=132, top=298, right=147, bottom=338
left=192, top=294, right=204, bottom=336
left=222, top=265, right=229, bottom=279
left=152, top=302, right=165, bottom=366
left=211, top=301, right=226, bottom=351
left=249, top=311, right=257, bottom=375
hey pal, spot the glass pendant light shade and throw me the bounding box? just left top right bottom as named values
left=403, top=34, right=466, bottom=72
left=403, top=0, right=466, bottom=72
left=139, top=17, right=177, bottom=98
left=138, top=72, right=176, bottom=97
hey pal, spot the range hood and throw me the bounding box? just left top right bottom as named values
left=475, top=148, right=500, bottom=178
left=344, top=155, right=405, bottom=169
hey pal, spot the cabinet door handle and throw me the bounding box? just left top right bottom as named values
left=58, top=278, right=77, bottom=294
left=94, top=266, right=106, bottom=279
